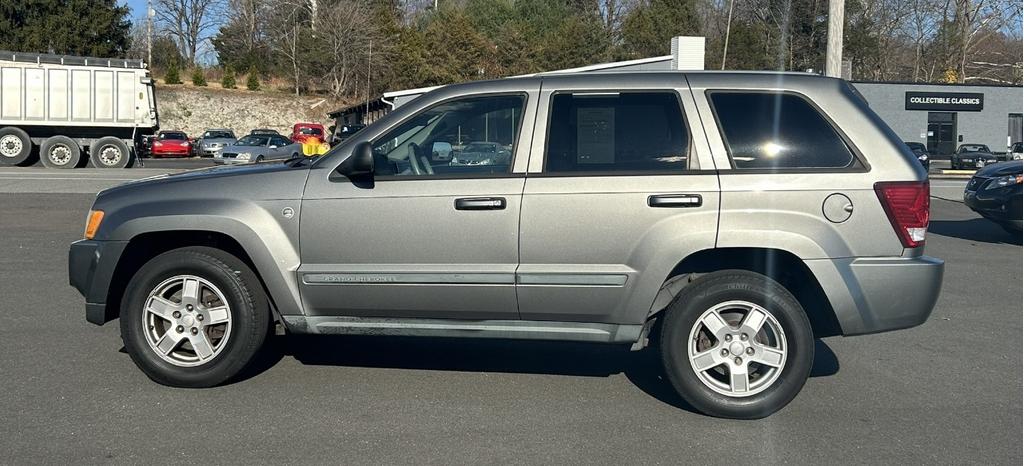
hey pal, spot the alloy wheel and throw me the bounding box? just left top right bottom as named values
left=142, top=275, right=232, bottom=367
left=687, top=300, right=787, bottom=397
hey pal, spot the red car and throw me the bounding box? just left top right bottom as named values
left=290, top=123, right=326, bottom=145
left=151, top=131, right=192, bottom=158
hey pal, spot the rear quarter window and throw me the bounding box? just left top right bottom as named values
left=709, top=92, right=858, bottom=170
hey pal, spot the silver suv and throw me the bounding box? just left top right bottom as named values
left=69, top=72, right=943, bottom=419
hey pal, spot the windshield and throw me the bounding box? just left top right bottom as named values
left=299, top=127, right=323, bottom=135
left=235, top=135, right=269, bottom=146
left=160, top=132, right=186, bottom=140
left=961, top=145, right=989, bottom=153
left=204, top=131, right=234, bottom=139
left=905, top=142, right=925, bottom=151
left=1013, top=143, right=1022, bottom=152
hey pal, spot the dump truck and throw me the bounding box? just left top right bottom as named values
left=0, top=51, right=158, bottom=168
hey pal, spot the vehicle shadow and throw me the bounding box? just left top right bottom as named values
left=238, top=334, right=840, bottom=413
left=929, top=218, right=1022, bottom=245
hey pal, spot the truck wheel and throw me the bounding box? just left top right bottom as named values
left=120, top=247, right=270, bottom=387
left=39, top=136, right=82, bottom=169
left=659, top=270, right=813, bottom=419
left=0, top=127, right=33, bottom=166
left=90, top=137, right=131, bottom=168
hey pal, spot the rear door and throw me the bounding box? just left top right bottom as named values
left=516, top=74, right=720, bottom=325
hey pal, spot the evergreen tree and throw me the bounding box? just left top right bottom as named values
left=0, top=0, right=131, bottom=57
left=191, top=68, right=207, bottom=86
left=221, top=65, right=237, bottom=89
left=164, top=61, right=181, bottom=84
left=246, top=68, right=260, bottom=91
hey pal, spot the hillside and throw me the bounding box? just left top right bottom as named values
left=155, top=84, right=347, bottom=136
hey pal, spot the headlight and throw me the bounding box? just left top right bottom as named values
left=237, top=153, right=251, bottom=160
left=987, top=174, right=1023, bottom=189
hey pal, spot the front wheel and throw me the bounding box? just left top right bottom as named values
left=659, top=270, right=813, bottom=419
left=120, top=247, right=270, bottom=387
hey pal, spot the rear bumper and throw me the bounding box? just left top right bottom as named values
left=69, top=239, right=128, bottom=325
left=805, top=255, right=944, bottom=336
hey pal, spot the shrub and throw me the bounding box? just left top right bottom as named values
left=164, top=62, right=181, bottom=84
left=221, top=65, right=236, bottom=89
left=246, top=67, right=260, bottom=91
left=191, top=68, right=207, bottom=86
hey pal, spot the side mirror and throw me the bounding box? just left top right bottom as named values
left=336, top=141, right=374, bottom=179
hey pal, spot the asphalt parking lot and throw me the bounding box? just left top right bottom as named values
left=0, top=165, right=1020, bottom=464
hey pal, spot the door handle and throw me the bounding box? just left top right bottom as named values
left=455, top=197, right=506, bottom=210
left=648, top=194, right=702, bottom=208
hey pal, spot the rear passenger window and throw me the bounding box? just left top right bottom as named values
left=709, top=92, right=857, bottom=169
left=545, top=92, right=690, bottom=173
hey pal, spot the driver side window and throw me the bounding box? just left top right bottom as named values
left=371, top=94, right=525, bottom=177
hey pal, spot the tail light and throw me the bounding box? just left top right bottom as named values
left=874, top=181, right=930, bottom=248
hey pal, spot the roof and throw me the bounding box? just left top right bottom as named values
left=0, top=50, right=146, bottom=69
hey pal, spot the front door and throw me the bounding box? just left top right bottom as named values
left=927, top=111, right=957, bottom=156
left=516, top=75, right=720, bottom=325
left=298, top=91, right=536, bottom=320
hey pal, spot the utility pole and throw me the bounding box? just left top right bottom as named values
left=721, top=0, right=735, bottom=70
left=147, top=0, right=154, bottom=67
left=365, top=39, right=372, bottom=124
left=825, top=0, right=844, bottom=77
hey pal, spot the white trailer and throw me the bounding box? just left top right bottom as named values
left=0, top=51, right=158, bottom=168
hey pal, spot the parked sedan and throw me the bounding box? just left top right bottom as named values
left=194, top=129, right=236, bottom=157
left=213, top=134, right=301, bottom=164
left=964, top=160, right=1022, bottom=234
left=904, top=141, right=930, bottom=169
left=150, top=131, right=192, bottom=158
left=951, top=143, right=998, bottom=170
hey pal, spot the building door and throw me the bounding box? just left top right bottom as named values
left=1009, top=113, right=1023, bottom=148
left=927, top=112, right=957, bottom=155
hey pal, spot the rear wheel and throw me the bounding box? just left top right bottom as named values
left=0, top=127, right=33, bottom=166
left=659, top=270, right=813, bottom=419
left=120, top=247, right=270, bottom=387
left=39, top=136, right=82, bottom=169
left=90, top=137, right=131, bottom=168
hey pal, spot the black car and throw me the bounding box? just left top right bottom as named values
left=330, top=124, right=365, bottom=144
left=964, top=160, right=1022, bottom=234
left=951, top=143, right=998, bottom=170
left=904, top=141, right=930, bottom=169
left=249, top=128, right=281, bottom=136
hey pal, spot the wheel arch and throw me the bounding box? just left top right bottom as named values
left=648, top=247, right=842, bottom=338
left=105, top=229, right=295, bottom=327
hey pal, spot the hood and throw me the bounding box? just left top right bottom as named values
left=976, top=160, right=1022, bottom=177
left=201, top=138, right=236, bottom=146
left=98, top=159, right=310, bottom=199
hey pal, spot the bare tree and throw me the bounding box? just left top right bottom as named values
left=155, top=0, right=226, bottom=65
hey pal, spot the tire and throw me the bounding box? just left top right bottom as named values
left=255, top=155, right=264, bottom=163
left=89, top=137, right=131, bottom=168
left=120, top=247, right=270, bottom=387
left=39, top=136, right=82, bottom=169
left=659, top=270, right=813, bottom=419
left=0, top=126, right=33, bottom=166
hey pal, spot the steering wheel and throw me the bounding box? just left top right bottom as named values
left=407, top=143, right=423, bottom=175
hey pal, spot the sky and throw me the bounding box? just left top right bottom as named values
left=121, top=0, right=148, bottom=20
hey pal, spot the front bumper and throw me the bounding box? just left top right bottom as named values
left=805, top=255, right=944, bottom=336
left=69, top=239, right=128, bottom=325
left=964, top=187, right=1022, bottom=222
